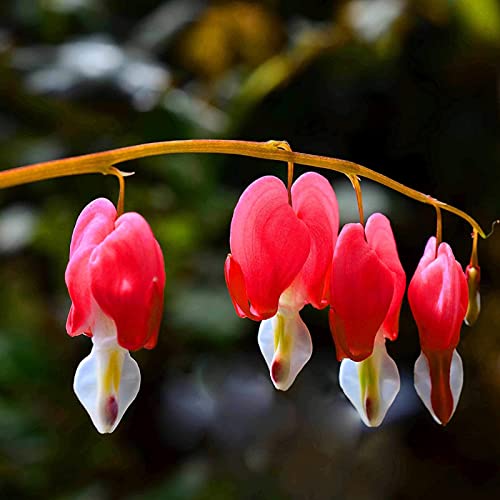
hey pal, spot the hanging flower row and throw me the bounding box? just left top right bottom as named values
left=225, top=172, right=472, bottom=427
left=0, top=139, right=492, bottom=433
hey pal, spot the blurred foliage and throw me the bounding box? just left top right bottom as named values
left=0, top=0, right=499, bottom=499
left=177, top=2, right=285, bottom=80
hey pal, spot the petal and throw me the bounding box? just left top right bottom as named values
left=229, top=176, right=311, bottom=318
left=141, top=272, right=165, bottom=350
left=257, top=310, right=312, bottom=391
left=224, top=254, right=262, bottom=321
left=291, top=172, right=339, bottom=309
left=339, top=333, right=400, bottom=427
left=365, top=213, right=406, bottom=340
left=65, top=199, right=117, bottom=336
left=73, top=342, right=141, bottom=434
left=408, top=239, right=468, bottom=352
left=417, top=236, right=438, bottom=270
left=69, top=198, right=116, bottom=258
left=90, top=213, right=165, bottom=351
left=66, top=246, right=95, bottom=336
left=329, top=223, right=394, bottom=361
left=414, top=349, right=463, bottom=425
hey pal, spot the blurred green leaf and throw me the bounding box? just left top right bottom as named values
left=456, top=0, right=500, bottom=43
left=169, top=286, right=245, bottom=344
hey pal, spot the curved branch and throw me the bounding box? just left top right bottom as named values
left=0, top=139, right=492, bottom=238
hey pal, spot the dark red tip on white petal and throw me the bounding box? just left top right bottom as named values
left=104, top=395, right=119, bottom=428
left=364, top=397, right=375, bottom=424
left=271, top=357, right=290, bottom=387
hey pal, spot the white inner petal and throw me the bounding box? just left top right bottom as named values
left=414, top=349, right=463, bottom=425
left=339, top=333, right=400, bottom=427
left=257, top=309, right=312, bottom=391
left=73, top=307, right=141, bottom=433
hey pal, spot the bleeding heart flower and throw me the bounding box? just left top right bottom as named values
left=408, top=237, right=467, bottom=425
left=66, top=198, right=165, bottom=433
left=225, top=173, right=339, bottom=390
left=329, top=213, right=405, bottom=426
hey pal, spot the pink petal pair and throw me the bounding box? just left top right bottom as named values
left=329, top=214, right=405, bottom=361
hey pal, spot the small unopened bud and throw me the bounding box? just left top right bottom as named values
left=465, top=265, right=481, bottom=326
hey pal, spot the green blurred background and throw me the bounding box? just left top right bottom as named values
left=0, top=0, right=499, bottom=498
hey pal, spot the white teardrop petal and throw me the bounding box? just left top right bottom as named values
left=339, top=358, right=367, bottom=423
left=414, top=349, right=463, bottom=425
left=257, top=316, right=276, bottom=369
left=73, top=344, right=141, bottom=433
left=339, top=336, right=400, bottom=427
left=74, top=346, right=101, bottom=430
left=376, top=344, right=400, bottom=423
left=257, top=311, right=312, bottom=391
left=285, top=313, right=313, bottom=390
left=449, top=350, right=464, bottom=410
left=113, top=351, right=141, bottom=432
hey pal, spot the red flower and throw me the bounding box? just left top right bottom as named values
left=409, top=237, right=468, bottom=425
left=329, top=213, right=404, bottom=362
left=330, top=213, right=405, bottom=426
left=225, top=173, right=339, bottom=390
left=65, top=198, right=165, bottom=433
left=66, top=198, right=165, bottom=351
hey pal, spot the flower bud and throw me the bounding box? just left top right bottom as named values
left=464, top=264, right=481, bottom=326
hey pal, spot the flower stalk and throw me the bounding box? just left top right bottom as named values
left=0, top=139, right=493, bottom=238
left=435, top=206, right=443, bottom=249
left=348, top=174, right=364, bottom=226
left=109, top=167, right=127, bottom=217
